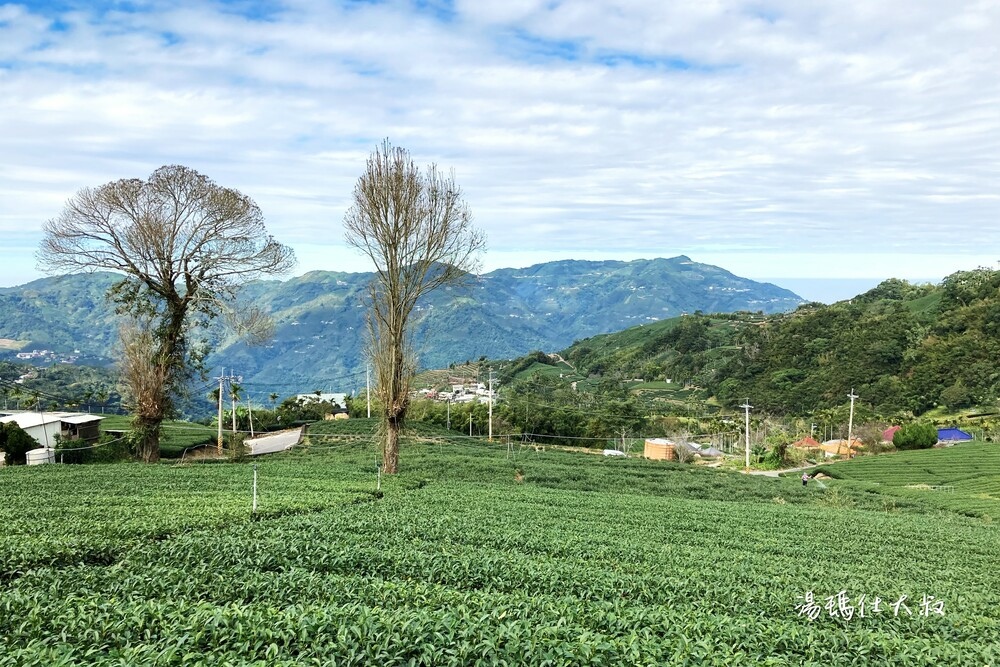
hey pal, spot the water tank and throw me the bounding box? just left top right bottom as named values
left=26, top=448, right=56, bottom=465
left=643, top=438, right=676, bottom=461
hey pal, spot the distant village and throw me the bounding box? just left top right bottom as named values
left=13, top=348, right=81, bottom=365
left=417, top=381, right=496, bottom=404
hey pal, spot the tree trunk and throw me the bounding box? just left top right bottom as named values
left=133, top=415, right=162, bottom=463
left=383, top=416, right=401, bottom=474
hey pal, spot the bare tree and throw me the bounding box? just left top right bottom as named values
left=38, top=165, right=295, bottom=461
left=117, top=317, right=170, bottom=459
left=344, top=140, right=486, bottom=473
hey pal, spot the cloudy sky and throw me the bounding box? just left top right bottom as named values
left=1, top=0, right=998, bottom=302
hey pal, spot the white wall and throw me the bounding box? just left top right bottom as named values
left=24, top=422, right=61, bottom=448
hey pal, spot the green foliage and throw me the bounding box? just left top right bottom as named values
left=496, top=350, right=555, bottom=384
left=761, top=438, right=792, bottom=469
left=939, top=381, right=971, bottom=410
left=893, top=422, right=938, bottom=450
left=54, top=433, right=131, bottom=465
left=0, top=422, right=36, bottom=465
left=276, top=396, right=343, bottom=425
left=226, top=432, right=249, bottom=463
left=0, top=362, right=121, bottom=414
left=543, top=269, right=1000, bottom=420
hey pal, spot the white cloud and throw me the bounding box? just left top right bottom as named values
left=0, top=0, right=997, bottom=292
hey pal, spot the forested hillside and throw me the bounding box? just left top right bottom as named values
left=556, top=269, right=1000, bottom=418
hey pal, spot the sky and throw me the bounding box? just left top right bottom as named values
left=1, top=1, right=998, bottom=303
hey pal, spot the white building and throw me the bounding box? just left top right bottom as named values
left=0, top=412, right=105, bottom=448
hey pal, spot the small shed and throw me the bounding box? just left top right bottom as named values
left=644, top=438, right=676, bottom=461
left=937, top=427, right=973, bottom=443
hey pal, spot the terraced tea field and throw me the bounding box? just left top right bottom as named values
left=1, top=421, right=998, bottom=665
left=819, top=441, right=1000, bottom=517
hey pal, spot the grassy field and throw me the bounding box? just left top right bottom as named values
left=1, top=420, right=998, bottom=665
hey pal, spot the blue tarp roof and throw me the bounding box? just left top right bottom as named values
left=937, top=427, right=973, bottom=441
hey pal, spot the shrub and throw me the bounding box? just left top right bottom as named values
left=227, top=433, right=249, bottom=463
left=861, top=440, right=896, bottom=455
left=893, top=422, right=938, bottom=450
left=0, top=422, right=36, bottom=465
left=674, top=444, right=696, bottom=464
left=55, top=433, right=132, bottom=464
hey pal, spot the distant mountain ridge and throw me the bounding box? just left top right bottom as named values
left=0, top=256, right=802, bottom=390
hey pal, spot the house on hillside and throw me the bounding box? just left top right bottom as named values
left=0, top=412, right=104, bottom=449
left=937, top=427, right=973, bottom=443
left=819, top=438, right=863, bottom=458
left=792, top=436, right=821, bottom=450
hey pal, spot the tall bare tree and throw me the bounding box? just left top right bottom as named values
left=345, top=141, right=486, bottom=473
left=38, top=165, right=295, bottom=461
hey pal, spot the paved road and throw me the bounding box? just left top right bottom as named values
left=246, top=428, right=302, bottom=456
left=747, top=463, right=820, bottom=478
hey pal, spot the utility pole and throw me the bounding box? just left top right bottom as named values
left=214, top=368, right=241, bottom=454
left=741, top=399, right=753, bottom=470
left=366, top=362, right=371, bottom=418
left=846, top=389, right=859, bottom=458
left=447, top=398, right=451, bottom=430
left=247, top=394, right=255, bottom=438
left=216, top=367, right=225, bottom=454
left=488, top=368, right=494, bottom=441
left=231, top=383, right=238, bottom=434
left=469, top=411, right=473, bottom=437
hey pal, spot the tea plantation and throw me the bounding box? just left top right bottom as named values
left=1, top=420, right=998, bottom=665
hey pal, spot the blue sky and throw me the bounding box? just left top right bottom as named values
left=1, top=0, right=998, bottom=302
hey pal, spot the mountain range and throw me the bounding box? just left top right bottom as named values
left=0, top=256, right=802, bottom=393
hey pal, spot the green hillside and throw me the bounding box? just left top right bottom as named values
left=527, top=269, right=1000, bottom=424
left=2, top=421, right=997, bottom=665
left=0, top=257, right=803, bottom=391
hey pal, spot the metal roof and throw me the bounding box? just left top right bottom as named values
left=61, top=414, right=104, bottom=425
left=0, top=412, right=101, bottom=428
